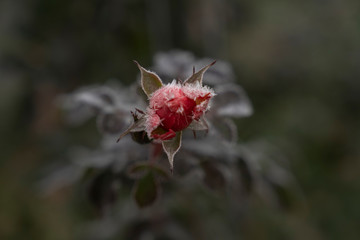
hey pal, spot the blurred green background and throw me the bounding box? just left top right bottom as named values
left=1, top=0, right=360, bottom=239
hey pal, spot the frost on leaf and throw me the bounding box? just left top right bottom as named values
left=214, top=84, right=253, bottom=117
left=185, top=61, right=216, bottom=85
left=188, top=117, right=209, bottom=131
left=162, top=131, right=182, bottom=173
left=116, top=117, right=146, bottom=142
left=97, top=111, right=127, bottom=134
left=195, top=59, right=235, bottom=85
left=134, top=61, right=163, bottom=98
left=153, top=50, right=195, bottom=80
left=51, top=50, right=302, bottom=216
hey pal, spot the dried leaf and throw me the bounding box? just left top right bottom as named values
left=185, top=61, right=216, bottom=85
left=133, top=172, right=158, bottom=208
left=134, top=61, right=163, bottom=97
left=117, top=117, right=146, bottom=142
left=162, top=131, right=182, bottom=172
left=188, top=117, right=209, bottom=131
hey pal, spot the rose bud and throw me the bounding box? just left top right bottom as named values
left=117, top=61, right=216, bottom=171
left=145, top=81, right=214, bottom=140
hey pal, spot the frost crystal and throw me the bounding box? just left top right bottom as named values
left=146, top=81, right=214, bottom=140
left=116, top=61, right=216, bottom=170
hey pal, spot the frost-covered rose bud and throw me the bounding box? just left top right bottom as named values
left=117, top=61, right=216, bottom=171
left=146, top=82, right=214, bottom=140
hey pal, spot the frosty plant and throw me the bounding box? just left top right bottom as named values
left=117, top=61, right=216, bottom=172
left=51, top=50, right=297, bottom=214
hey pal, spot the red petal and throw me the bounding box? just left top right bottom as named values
left=152, top=129, right=176, bottom=140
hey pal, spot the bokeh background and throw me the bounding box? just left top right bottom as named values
left=1, top=0, right=360, bottom=239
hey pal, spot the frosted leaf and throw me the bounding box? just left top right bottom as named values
left=73, top=92, right=108, bottom=109
left=60, top=85, right=119, bottom=125
left=61, top=102, right=96, bottom=125
left=135, top=61, right=163, bottom=97
left=211, top=117, right=238, bottom=143
left=96, top=111, right=128, bottom=134
left=182, top=136, right=237, bottom=163
left=72, top=147, right=116, bottom=169
left=129, top=124, right=146, bottom=133
left=100, top=136, right=150, bottom=171
left=72, top=86, right=116, bottom=109
left=213, top=83, right=253, bottom=117
left=195, top=59, right=235, bottom=85
left=105, top=80, right=146, bottom=110
left=153, top=50, right=195, bottom=80
left=116, top=117, right=146, bottom=142
left=162, top=131, right=182, bottom=172
left=185, top=61, right=216, bottom=85
left=188, top=117, right=209, bottom=131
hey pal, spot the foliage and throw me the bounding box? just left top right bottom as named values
left=1, top=0, right=360, bottom=239
left=37, top=51, right=301, bottom=239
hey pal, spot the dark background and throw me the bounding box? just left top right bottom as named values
left=1, top=0, right=360, bottom=239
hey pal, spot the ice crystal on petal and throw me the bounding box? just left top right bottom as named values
left=145, top=109, right=162, bottom=136
left=145, top=81, right=214, bottom=140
